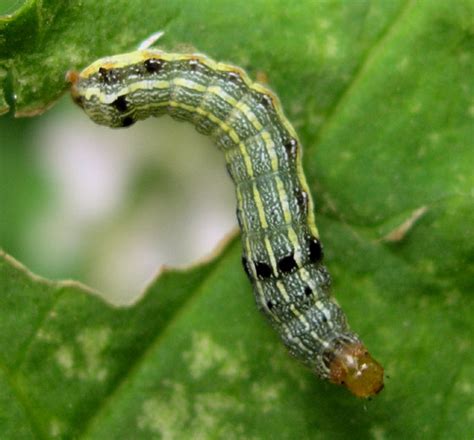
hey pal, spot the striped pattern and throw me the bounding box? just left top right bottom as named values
left=69, top=49, right=383, bottom=397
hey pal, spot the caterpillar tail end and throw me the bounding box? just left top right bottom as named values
left=329, top=342, right=384, bottom=398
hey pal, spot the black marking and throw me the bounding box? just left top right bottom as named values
left=260, top=94, right=273, bottom=108
left=255, top=261, right=272, bottom=279
left=277, top=254, right=298, bottom=274
left=241, top=256, right=252, bottom=278
left=304, top=286, right=313, bottom=297
left=309, top=238, right=323, bottom=263
left=122, top=116, right=135, bottom=127
left=98, top=67, right=115, bottom=84
left=227, top=71, right=241, bottom=82
left=284, top=138, right=298, bottom=159
left=112, top=95, right=128, bottom=112
left=144, top=58, right=163, bottom=73
left=189, top=59, right=200, bottom=70
left=266, top=300, right=273, bottom=310
left=296, top=190, right=309, bottom=215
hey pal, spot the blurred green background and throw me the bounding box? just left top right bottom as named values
left=0, top=98, right=236, bottom=303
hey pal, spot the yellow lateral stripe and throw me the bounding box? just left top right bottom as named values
left=252, top=185, right=268, bottom=229
left=289, top=303, right=318, bottom=340
left=275, top=175, right=303, bottom=265
left=194, top=107, right=256, bottom=179
left=299, top=268, right=313, bottom=289
left=235, top=101, right=263, bottom=131
left=235, top=186, right=255, bottom=268
left=85, top=79, right=171, bottom=102
left=311, top=301, right=334, bottom=330
left=173, top=77, right=207, bottom=92
left=264, top=236, right=279, bottom=276
left=261, top=131, right=279, bottom=171
left=276, top=280, right=290, bottom=302
left=313, top=300, right=333, bottom=328
left=116, top=79, right=169, bottom=94
left=290, top=304, right=311, bottom=331
left=275, top=176, right=292, bottom=224
left=288, top=227, right=302, bottom=265
left=245, top=236, right=255, bottom=278
left=207, top=86, right=237, bottom=107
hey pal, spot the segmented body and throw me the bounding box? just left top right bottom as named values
left=68, top=49, right=383, bottom=397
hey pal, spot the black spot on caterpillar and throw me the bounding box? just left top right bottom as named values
left=112, top=95, right=128, bottom=112
left=255, top=261, right=273, bottom=280
left=144, top=58, right=164, bottom=73
left=277, top=254, right=298, bottom=274
left=309, top=238, right=323, bottom=263
left=67, top=41, right=384, bottom=398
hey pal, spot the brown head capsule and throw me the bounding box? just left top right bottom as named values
left=329, top=342, right=384, bottom=398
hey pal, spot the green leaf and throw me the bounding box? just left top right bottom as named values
left=1, top=1, right=473, bottom=439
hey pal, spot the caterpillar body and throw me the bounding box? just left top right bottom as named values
left=67, top=45, right=384, bottom=398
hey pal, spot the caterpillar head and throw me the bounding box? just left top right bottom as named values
left=66, top=63, right=134, bottom=128
left=66, top=51, right=163, bottom=128
left=327, top=341, right=384, bottom=398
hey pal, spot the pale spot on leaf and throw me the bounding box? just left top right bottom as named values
left=458, top=380, right=472, bottom=395
left=318, top=19, right=331, bottom=30
left=428, top=132, right=440, bottom=143
left=137, top=382, right=248, bottom=440
left=468, top=104, right=474, bottom=117
left=324, top=35, right=339, bottom=58
left=55, top=345, right=74, bottom=378
left=370, top=425, right=387, bottom=440
left=183, top=332, right=248, bottom=381
left=137, top=383, right=188, bottom=440
left=49, top=418, right=64, bottom=437
left=54, top=327, right=111, bottom=382
left=76, top=327, right=111, bottom=381
left=251, top=381, right=284, bottom=413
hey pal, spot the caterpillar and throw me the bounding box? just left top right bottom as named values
left=67, top=36, right=384, bottom=398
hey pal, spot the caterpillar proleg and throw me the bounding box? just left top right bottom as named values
left=67, top=43, right=384, bottom=398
